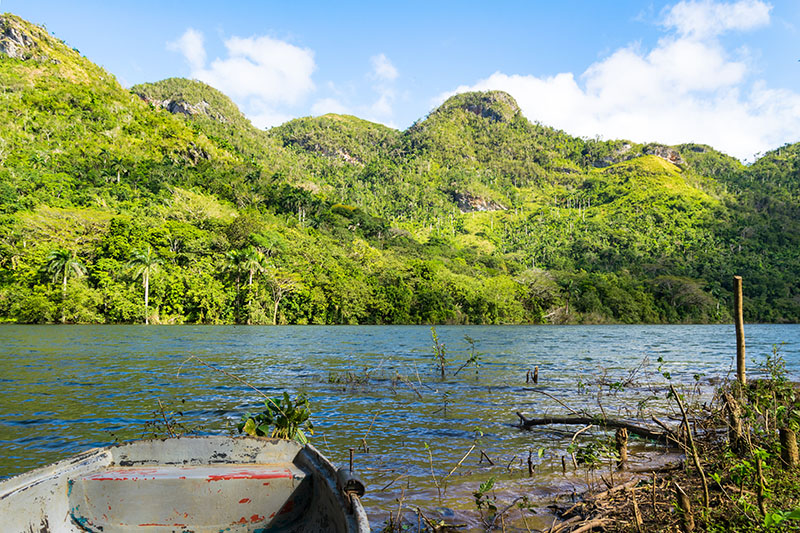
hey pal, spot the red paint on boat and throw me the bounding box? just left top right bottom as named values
left=239, top=498, right=251, bottom=504
left=206, top=469, right=291, bottom=481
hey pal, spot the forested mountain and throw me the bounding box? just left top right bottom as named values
left=1, top=13, right=798, bottom=325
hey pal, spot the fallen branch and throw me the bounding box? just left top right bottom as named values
left=516, top=412, right=672, bottom=443
left=589, top=479, right=639, bottom=502
left=549, top=515, right=580, bottom=533
left=670, top=383, right=709, bottom=509
left=569, top=518, right=610, bottom=533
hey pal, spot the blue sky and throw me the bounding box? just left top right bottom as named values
left=4, top=0, right=800, bottom=160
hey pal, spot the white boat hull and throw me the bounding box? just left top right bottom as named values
left=0, top=436, right=369, bottom=532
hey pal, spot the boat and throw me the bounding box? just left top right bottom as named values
left=0, top=436, right=369, bottom=532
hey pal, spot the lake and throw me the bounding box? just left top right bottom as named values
left=1, top=324, right=798, bottom=529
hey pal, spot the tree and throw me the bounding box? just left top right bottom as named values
left=223, top=249, right=247, bottom=322
left=240, top=246, right=268, bottom=324
left=264, top=268, right=301, bottom=325
left=128, top=246, right=161, bottom=325
left=46, top=248, right=86, bottom=324
left=109, top=156, right=127, bottom=184
left=242, top=246, right=267, bottom=289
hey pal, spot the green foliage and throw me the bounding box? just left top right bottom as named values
left=697, top=350, right=800, bottom=531
left=237, top=393, right=313, bottom=444
left=454, top=334, right=480, bottom=378
left=473, top=476, right=498, bottom=523
left=1, top=13, right=799, bottom=325
left=764, top=508, right=800, bottom=528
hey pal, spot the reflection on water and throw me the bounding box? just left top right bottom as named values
left=1, top=324, right=799, bottom=528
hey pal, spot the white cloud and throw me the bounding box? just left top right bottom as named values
left=167, top=28, right=206, bottom=71
left=370, top=53, right=398, bottom=81
left=363, top=53, right=399, bottom=121
left=169, top=29, right=316, bottom=128
left=438, top=0, right=797, bottom=160
left=370, top=90, right=395, bottom=118
left=311, top=97, right=350, bottom=115
left=662, top=0, right=771, bottom=38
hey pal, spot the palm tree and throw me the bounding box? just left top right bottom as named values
left=128, top=246, right=161, bottom=325
left=46, top=248, right=86, bottom=324
left=109, top=156, right=127, bottom=184
left=240, top=247, right=268, bottom=324
left=224, top=249, right=247, bottom=322
left=241, top=247, right=267, bottom=287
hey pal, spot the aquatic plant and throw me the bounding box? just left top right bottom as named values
left=430, top=326, right=447, bottom=379
left=238, top=392, right=314, bottom=444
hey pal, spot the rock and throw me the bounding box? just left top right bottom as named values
left=165, top=99, right=210, bottom=117
left=0, top=16, right=37, bottom=60
left=141, top=96, right=219, bottom=120
left=644, top=144, right=685, bottom=165
left=451, top=190, right=506, bottom=213
left=616, top=143, right=633, bottom=156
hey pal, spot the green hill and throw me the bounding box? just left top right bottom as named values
left=1, top=13, right=798, bottom=325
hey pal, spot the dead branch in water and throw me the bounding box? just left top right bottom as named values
left=515, top=412, right=675, bottom=444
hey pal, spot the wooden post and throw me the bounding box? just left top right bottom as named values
left=615, top=427, right=628, bottom=469
left=734, top=276, right=746, bottom=385
left=675, top=482, right=694, bottom=533
left=533, top=366, right=539, bottom=384
left=780, top=428, right=799, bottom=468
left=723, top=391, right=743, bottom=453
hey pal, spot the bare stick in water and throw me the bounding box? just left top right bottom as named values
left=178, top=355, right=268, bottom=400
left=734, top=275, right=746, bottom=385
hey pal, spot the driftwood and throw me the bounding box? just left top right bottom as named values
left=589, top=479, right=639, bottom=502
left=569, top=518, right=610, bottom=533
left=516, top=412, right=672, bottom=443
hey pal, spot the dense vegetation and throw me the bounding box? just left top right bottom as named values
left=1, top=13, right=798, bottom=325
